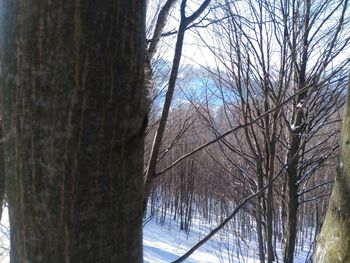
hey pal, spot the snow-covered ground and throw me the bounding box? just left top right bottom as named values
left=0, top=207, right=312, bottom=262
left=144, top=213, right=312, bottom=263
left=0, top=207, right=10, bottom=263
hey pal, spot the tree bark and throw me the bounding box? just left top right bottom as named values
left=266, top=184, right=275, bottom=263
left=314, top=78, right=350, bottom=262
left=256, top=194, right=265, bottom=263
left=0, top=1, right=147, bottom=262
left=283, top=163, right=299, bottom=263
left=283, top=107, right=302, bottom=263
left=0, top=123, right=5, bottom=222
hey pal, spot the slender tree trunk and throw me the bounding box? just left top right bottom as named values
left=266, top=141, right=276, bottom=263
left=283, top=165, right=299, bottom=263
left=283, top=136, right=301, bottom=263
left=256, top=168, right=266, bottom=263
left=256, top=195, right=265, bottom=263
left=0, top=1, right=147, bottom=262
left=144, top=21, right=187, bottom=210
left=144, top=0, right=177, bottom=109
left=281, top=176, right=287, bottom=243
left=143, top=0, right=211, bottom=213
left=266, top=184, right=274, bottom=263
left=283, top=91, right=305, bottom=263
left=314, top=78, right=350, bottom=262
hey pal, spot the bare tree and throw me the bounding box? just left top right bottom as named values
left=188, top=0, right=350, bottom=262
left=144, top=0, right=212, bottom=209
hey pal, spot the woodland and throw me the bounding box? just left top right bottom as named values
left=143, top=0, right=350, bottom=262
left=0, top=0, right=349, bottom=262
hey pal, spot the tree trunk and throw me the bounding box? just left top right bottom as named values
left=266, top=184, right=275, bottom=263
left=266, top=141, right=276, bottom=263
left=0, top=123, right=5, bottom=222
left=314, top=79, right=350, bottom=262
left=256, top=195, right=265, bottom=263
left=0, top=1, right=147, bottom=262
left=283, top=91, right=305, bottom=263
left=283, top=168, right=298, bottom=263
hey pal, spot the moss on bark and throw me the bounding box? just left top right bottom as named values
left=314, top=78, right=350, bottom=262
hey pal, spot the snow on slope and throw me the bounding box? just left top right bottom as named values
left=143, top=214, right=311, bottom=263
left=0, top=207, right=10, bottom=263
left=0, top=207, right=311, bottom=262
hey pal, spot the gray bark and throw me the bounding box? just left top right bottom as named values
left=0, top=123, right=5, bottom=222
left=314, top=77, right=350, bottom=262
left=0, top=1, right=147, bottom=262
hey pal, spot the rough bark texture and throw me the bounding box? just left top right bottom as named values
left=0, top=123, right=5, bottom=222
left=283, top=107, right=302, bottom=263
left=314, top=80, right=350, bottom=262
left=0, top=1, right=147, bottom=262
left=283, top=161, right=298, bottom=263
left=283, top=61, right=308, bottom=263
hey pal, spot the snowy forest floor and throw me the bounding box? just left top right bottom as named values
left=144, top=211, right=312, bottom=263
left=0, top=207, right=312, bottom=262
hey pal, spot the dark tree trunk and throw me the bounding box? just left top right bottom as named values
left=283, top=124, right=301, bottom=263
left=266, top=184, right=275, bottom=263
left=283, top=163, right=299, bottom=263
left=0, top=1, right=147, bottom=262
left=256, top=195, right=265, bottom=263
left=283, top=87, right=306, bottom=263
left=0, top=124, right=5, bottom=222
left=266, top=140, right=276, bottom=263
left=314, top=78, right=350, bottom=262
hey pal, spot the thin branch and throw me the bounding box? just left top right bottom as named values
left=147, top=0, right=178, bottom=59
left=172, top=159, right=289, bottom=263
left=157, top=81, right=315, bottom=177
left=298, top=180, right=334, bottom=196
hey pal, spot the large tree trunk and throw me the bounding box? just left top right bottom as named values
left=283, top=117, right=302, bottom=263
left=0, top=123, right=5, bottom=222
left=283, top=87, right=306, bottom=263
left=314, top=79, right=350, bottom=262
left=0, top=1, right=147, bottom=262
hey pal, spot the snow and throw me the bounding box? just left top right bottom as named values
left=0, top=207, right=312, bottom=262
left=0, top=207, right=10, bottom=263
left=143, top=213, right=311, bottom=262
left=290, top=123, right=301, bottom=131
left=296, top=100, right=304, bottom=108
left=143, top=219, right=224, bottom=263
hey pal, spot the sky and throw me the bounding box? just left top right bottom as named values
left=147, top=0, right=350, bottom=72
left=146, top=0, right=218, bottom=68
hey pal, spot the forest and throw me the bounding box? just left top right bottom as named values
left=0, top=0, right=349, bottom=262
